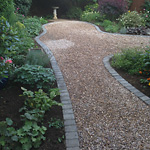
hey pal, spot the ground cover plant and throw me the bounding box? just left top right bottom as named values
left=111, top=47, right=150, bottom=98
left=0, top=5, right=65, bottom=149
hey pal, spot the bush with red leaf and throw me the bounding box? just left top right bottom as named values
left=98, top=0, right=128, bottom=20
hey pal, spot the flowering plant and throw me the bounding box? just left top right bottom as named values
left=0, top=57, right=13, bottom=79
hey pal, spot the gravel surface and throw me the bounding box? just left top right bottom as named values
left=40, top=20, right=150, bottom=150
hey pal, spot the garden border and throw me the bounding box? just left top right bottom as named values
left=35, top=22, right=80, bottom=150
left=103, top=54, right=150, bottom=105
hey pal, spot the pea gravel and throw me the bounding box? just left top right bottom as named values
left=40, top=20, right=150, bottom=150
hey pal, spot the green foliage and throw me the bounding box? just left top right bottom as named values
left=105, top=24, right=120, bottom=33
left=0, top=16, right=34, bottom=60
left=17, top=121, right=47, bottom=150
left=23, top=17, right=42, bottom=37
left=142, top=9, right=150, bottom=27
left=0, top=118, right=19, bottom=150
left=101, top=20, right=113, bottom=28
left=48, top=118, right=64, bottom=129
left=25, top=50, right=50, bottom=67
left=21, top=87, right=61, bottom=112
left=84, top=3, right=99, bottom=12
left=12, top=64, right=56, bottom=90
left=0, top=16, right=20, bottom=57
left=14, top=0, right=32, bottom=16
left=66, top=7, right=83, bottom=20
left=118, top=11, right=145, bottom=28
left=140, top=50, right=150, bottom=71
left=111, top=48, right=144, bottom=74
left=40, top=17, right=48, bottom=25
left=81, top=11, right=104, bottom=22
left=0, top=0, right=17, bottom=25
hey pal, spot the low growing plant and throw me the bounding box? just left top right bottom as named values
left=21, top=87, right=61, bottom=112
left=111, top=48, right=144, bottom=74
left=25, top=50, right=50, bottom=67
left=23, top=17, right=42, bottom=37
left=12, top=64, right=56, bottom=90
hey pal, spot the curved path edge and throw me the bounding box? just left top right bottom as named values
left=103, top=55, right=150, bottom=105
left=35, top=23, right=80, bottom=150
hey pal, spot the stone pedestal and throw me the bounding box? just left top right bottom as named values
left=53, top=7, right=59, bottom=20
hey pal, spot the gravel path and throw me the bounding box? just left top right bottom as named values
left=40, top=20, right=150, bottom=150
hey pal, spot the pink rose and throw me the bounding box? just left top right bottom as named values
left=5, top=60, right=12, bottom=64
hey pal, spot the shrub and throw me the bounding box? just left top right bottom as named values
left=84, top=3, right=99, bottom=12
left=105, top=24, right=120, bottom=33
left=0, top=0, right=16, bottom=25
left=23, top=17, right=42, bottom=37
left=66, top=7, right=83, bottom=20
left=81, top=11, right=104, bottom=22
left=25, top=50, right=50, bottom=67
left=14, top=0, right=32, bottom=16
left=118, top=11, right=145, bottom=28
left=111, top=48, right=144, bottom=74
left=12, top=64, right=56, bottom=90
left=141, top=9, right=150, bottom=27
left=101, top=20, right=113, bottom=28
left=0, top=16, right=20, bottom=57
left=40, top=17, right=48, bottom=25
left=98, top=0, right=128, bottom=20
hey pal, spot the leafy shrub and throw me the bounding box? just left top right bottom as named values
left=40, top=17, right=48, bottom=25
left=25, top=50, right=50, bottom=67
left=140, top=49, right=150, bottom=71
left=66, top=7, right=83, bottom=20
left=12, top=64, right=56, bottom=90
left=0, top=16, right=34, bottom=60
left=0, top=16, right=20, bottom=57
left=23, top=17, right=42, bottom=37
left=98, top=0, right=128, bottom=20
left=14, top=0, right=32, bottom=16
left=142, top=9, right=150, bottom=27
left=81, top=11, right=104, bottom=22
left=118, top=11, right=145, bottom=28
left=21, top=87, right=61, bottom=113
left=84, top=3, right=99, bottom=12
left=111, top=48, right=144, bottom=74
left=101, top=20, right=113, bottom=28
left=0, top=0, right=16, bottom=25
left=105, top=24, right=120, bottom=33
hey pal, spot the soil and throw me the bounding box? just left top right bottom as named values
left=112, top=67, right=150, bottom=98
left=0, top=76, right=66, bottom=149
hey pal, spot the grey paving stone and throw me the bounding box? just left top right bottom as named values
left=66, top=139, right=79, bottom=148
left=64, top=120, right=76, bottom=126
left=65, top=125, right=77, bottom=132
left=103, top=54, right=150, bottom=106
left=63, top=109, right=74, bottom=114
left=140, top=96, right=150, bottom=101
left=64, top=113, right=75, bottom=120
left=67, top=147, right=80, bottom=150
left=66, top=132, right=78, bottom=140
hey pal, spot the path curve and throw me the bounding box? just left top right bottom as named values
left=40, top=20, right=150, bottom=150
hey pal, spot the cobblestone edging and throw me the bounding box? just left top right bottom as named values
left=35, top=23, right=80, bottom=150
left=103, top=55, right=150, bottom=105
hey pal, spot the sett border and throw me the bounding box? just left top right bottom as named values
left=103, top=55, right=150, bottom=106
left=35, top=23, right=80, bottom=150
left=86, top=21, right=150, bottom=105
